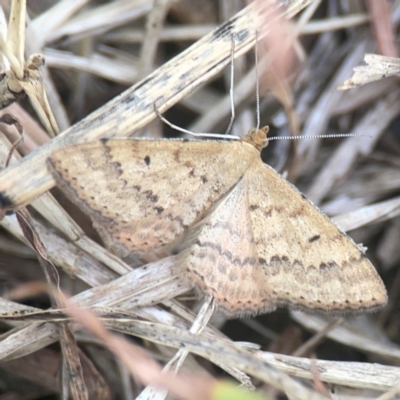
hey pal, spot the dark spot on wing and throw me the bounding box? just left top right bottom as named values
left=309, top=235, right=320, bottom=243
left=289, top=205, right=306, bottom=218
left=270, top=255, right=280, bottom=263
left=165, top=213, right=187, bottom=229
left=144, top=155, right=151, bottom=166
left=143, top=190, right=159, bottom=203
left=263, top=208, right=273, bottom=217
left=111, top=161, right=123, bottom=176
left=320, top=261, right=337, bottom=270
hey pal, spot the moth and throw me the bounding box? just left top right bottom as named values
left=47, top=126, right=387, bottom=317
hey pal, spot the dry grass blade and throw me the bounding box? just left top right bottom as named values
left=106, top=319, right=400, bottom=393
left=137, top=297, right=216, bottom=400
left=0, top=1, right=58, bottom=135
left=2, top=301, right=400, bottom=392
left=0, top=256, right=188, bottom=361
left=365, top=0, right=398, bottom=58
left=1, top=294, right=327, bottom=400
left=340, top=54, right=400, bottom=90
left=12, top=206, right=88, bottom=400
left=307, top=87, right=400, bottom=203
left=55, top=291, right=216, bottom=400
left=290, top=311, right=400, bottom=360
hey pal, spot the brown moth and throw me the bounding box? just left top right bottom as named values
left=47, top=126, right=387, bottom=317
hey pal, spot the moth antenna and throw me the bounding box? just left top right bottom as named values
left=154, top=105, right=240, bottom=140
left=255, top=30, right=261, bottom=131
left=155, top=35, right=244, bottom=141
left=224, top=35, right=236, bottom=136
left=267, top=133, right=372, bottom=142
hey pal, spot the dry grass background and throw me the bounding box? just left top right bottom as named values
left=0, top=0, right=400, bottom=399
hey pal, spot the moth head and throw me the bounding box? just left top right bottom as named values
left=244, top=126, right=270, bottom=151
